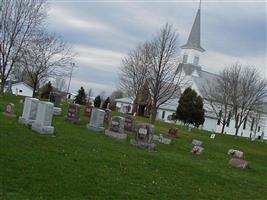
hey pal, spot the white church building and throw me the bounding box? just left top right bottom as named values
left=116, top=2, right=267, bottom=139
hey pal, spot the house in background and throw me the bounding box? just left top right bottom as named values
left=3, top=81, right=33, bottom=97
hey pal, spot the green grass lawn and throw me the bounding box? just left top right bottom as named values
left=1, top=94, right=267, bottom=200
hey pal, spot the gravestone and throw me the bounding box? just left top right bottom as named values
left=191, top=139, right=204, bottom=155
left=3, top=103, right=16, bottom=117
left=32, top=101, right=54, bottom=134
left=227, top=149, right=244, bottom=158
left=19, top=97, right=39, bottom=125
left=104, top=109, right=112, bottom=124
left=64, top=103, right=81, bottom=124
left=168, top=127, right=178, bottom=138
left=84, top=104, right=93, bottom=117
left=124, top=115, right=135, bottom=132
left=191, top=146, right=204, bottom=155
left=49, top=92, right=62, bottom=115
left=86, top=108, right=105, bottom=132
left=153, top=134, right=172, bottom=144
left=105, top=116, right=127, bottom=140
left=130, top=123, right=156, bottom=151
left=192, top=139, right=203, bottom=147
left=210, top=134, right=216, bottom=139
left=229, top=158, right=249, bottom=169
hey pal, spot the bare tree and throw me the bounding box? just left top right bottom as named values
left=0, top=0, right=46, bottom=94
left=146, top=23, right=186, bottom=123
left=54, top=78, right=67, bottom=92
left=228, top=65, right=267, bottom=136
left=18, top=31, right=72, bottom=97
left=201, top=69, right=232, bottom=134
left=119, top=43, right=149, bottom=108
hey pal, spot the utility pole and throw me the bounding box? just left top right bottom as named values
left=67, top=62, right=75, bottom=95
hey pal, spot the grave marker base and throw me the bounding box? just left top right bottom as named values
left=18, top=117, right=35, bottom=125
left=64, top=116, right=81, bottom=124
left=86, top=124, right=104, bottom=132
left=3, top=112, right=16, bottom=118
left=130, top=139, right=156, bottom=152
left=32, top=123, right=54, bottom=135
left=53, top=107, right=62, bottom=116
left=105, top=130, right=127, bottom=140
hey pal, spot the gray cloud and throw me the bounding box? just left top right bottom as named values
left=47, top=1, right=266, bottom=95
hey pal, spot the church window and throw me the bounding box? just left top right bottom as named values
left=194, top=56, right=199, bottom=66
left=183, top=54, right=188, bottom=63
left=217, top=110, right=222, bottom=125
left=243, top=117, right=247, bottom=130
left=162, top=111, right=165, bottom=119
left=226, top=113, right=231, bottom=127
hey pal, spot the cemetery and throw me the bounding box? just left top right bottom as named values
left=1, top=94, right=267, bottom=199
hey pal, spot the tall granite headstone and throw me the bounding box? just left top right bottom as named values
left=32, top=101, right=54, bottom=134
left=19, top=97, right=39, bottom=125
left=49, top=92, right=62, bottom=115
left=86, top=108, right=105, bottom=132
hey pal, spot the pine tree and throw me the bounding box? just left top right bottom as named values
left=176, top=87, right=204, bottom=127
left=74, top=87, right=86, bottom=105
left=103, top=97, right=110, bottom=109
left=194, top=96, right=205, bottom=127
left=40, top=81, right=53, bottom=99
left=94, top=95, right=101, bottom=108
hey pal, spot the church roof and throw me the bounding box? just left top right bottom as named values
left=181, top=5, right=205, bottom=52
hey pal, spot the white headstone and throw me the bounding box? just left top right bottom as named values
left=19, top=97, right=39, bottom=125
left=32, top=101, right=54, bottom=134
left=86, top=108, right=105, bottom=132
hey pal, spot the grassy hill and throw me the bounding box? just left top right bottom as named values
left=1, top=94, right=267, bottom=200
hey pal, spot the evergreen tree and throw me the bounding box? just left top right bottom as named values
left=103, top=97, right=110, bottom=109
left=176, top=87, right=205, bottom=127
left=194, top=96, right=205, bottom=127
left=94, top=95, right=101, bottom=108
left=40, top=81, right=53, bottom=99
left=74, top=87, right=86, bottom=105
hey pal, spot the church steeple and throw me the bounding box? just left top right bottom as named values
left=181, top=0, right=205, bottom=52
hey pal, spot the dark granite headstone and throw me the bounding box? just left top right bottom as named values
left=168, top=127, right=178, bottom=138
left=130, top=123, right=156, bottom=151
left=104, top=109, right=112, bottom=124
left=3, top=103, right=16, bottom=117
left=49, top=92, right=61, bottom=107
left=124, top=115, right=135, bottom=132
left=84, top=104, right=93, bottom=117
left=64, top=103, right=81, bottom=124
left=229, top=158, right=249, bottom=169
left=105, top=116, right=127, bottom=140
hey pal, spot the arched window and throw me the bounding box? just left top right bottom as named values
left=183, top=54, right=188, bottom=63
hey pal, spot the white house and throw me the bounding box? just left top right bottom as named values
left=4, top=81, right=33, bottom=97
left=115, top=1, right=267, bottom=140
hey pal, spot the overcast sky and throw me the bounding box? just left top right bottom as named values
left=47, top=0, right=266, bottom=96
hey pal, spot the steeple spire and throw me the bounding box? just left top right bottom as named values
left=181, top=0, right=205, bottom=52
